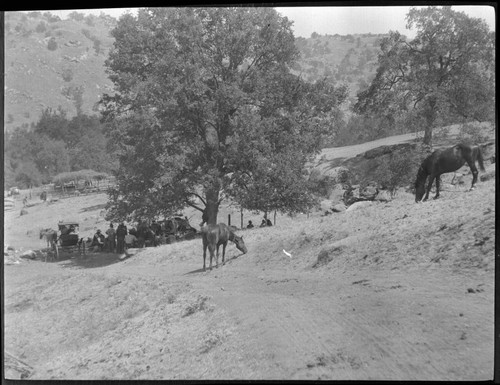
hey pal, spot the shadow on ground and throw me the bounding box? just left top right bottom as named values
left=59, top=252, right=122, bottom=269
left=184, top=253, right=243, bottom=275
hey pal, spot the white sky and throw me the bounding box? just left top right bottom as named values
left=33, top=6, right=496, bottom=38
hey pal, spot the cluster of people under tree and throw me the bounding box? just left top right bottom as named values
left=89, top=217, right=195, bottom=253
left=246, top=217, right=272, bottom=229
left=91, top=222, right=133, bottom=253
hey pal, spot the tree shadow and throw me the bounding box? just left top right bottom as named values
left=184, top=253, right=244, bottom=275
left=59, top=251, right=122, bottom=269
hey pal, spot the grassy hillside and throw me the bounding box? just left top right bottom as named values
left=292, top=33, right=383, bottom=100
left=4, top=11, right=115, bottom=131
left=4, top=11, right=382, bottom=131
left=4, top=161, right=495, bottom=379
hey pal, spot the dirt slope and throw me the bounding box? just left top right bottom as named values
left=4, top=161, right=495, bottom=380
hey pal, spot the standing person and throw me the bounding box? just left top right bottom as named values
left=106, top=223, right=116, bottom=253
left=116, top=223, right=127, bottom=253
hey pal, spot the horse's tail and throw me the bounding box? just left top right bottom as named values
left=476, top=146, right=485, bottom=172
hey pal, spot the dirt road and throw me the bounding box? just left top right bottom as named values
left=5, top=232, right=493, bottom=380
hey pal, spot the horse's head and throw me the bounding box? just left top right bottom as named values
left=415, top=179, right=425, bottom=203
left=233, top=235, right=247, bottom=254
left=39, top=228, right=50, bottom=239
left=414, top=166, right=427, bottom=203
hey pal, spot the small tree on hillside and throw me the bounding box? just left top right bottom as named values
left=47, top=37, right=57, bottom=51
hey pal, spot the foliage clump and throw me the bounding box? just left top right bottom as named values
left=47, top=37, right=57, bottom=51
left=102, top=8, right=347, bottom=223
left=373, top=150, right=421, bottom=197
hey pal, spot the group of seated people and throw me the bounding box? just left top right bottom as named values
left=246, top=218, right=273, bottom=229
left=91, top=223, right=138, bottom=253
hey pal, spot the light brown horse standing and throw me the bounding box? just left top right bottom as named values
left=201, top=223, right=247, bottom=271
left=39, top=228, right=58, bottom=261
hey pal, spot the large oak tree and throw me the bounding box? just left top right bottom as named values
left=355, top=6, right=495, bottom=145
left=101, top=8, right=346, bottom=223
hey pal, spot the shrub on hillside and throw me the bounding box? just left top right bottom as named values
left=373, top=151, right=420, bottom=198
left=35, top=21, right=47, bottom=33
left=456, top=122, right=490, bottom=144
left=47, top=37, right=57, bottom=51
left=62, top=68, right=73, bottom=82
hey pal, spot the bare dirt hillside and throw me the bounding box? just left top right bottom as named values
left=4, top=158, right=495, bottom=380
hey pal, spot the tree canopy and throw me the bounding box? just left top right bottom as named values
left=355, top=6, right=495, bottom=144
left=4, top=109, right=116, bottom=188
left=102, top=7, right=347, bottom=223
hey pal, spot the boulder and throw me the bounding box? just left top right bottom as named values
left=20, top=250, right=36, bottom=259
left=328, top=184, right=346, bottom=204
left=321, top=166, right=351, bottom=184
left=364, top=146, right=392, bottom=159
left=320, top=199, right=335, bottom=212
left=480, top=170, right=495, bottom=182
left=343, top=183, right=379, bottom=206
left=346, top=201, right=374, bottom=212
left=332, top=203, right=347, bottom=212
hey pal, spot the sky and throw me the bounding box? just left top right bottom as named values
left=36, top=5, right=496, bottom=38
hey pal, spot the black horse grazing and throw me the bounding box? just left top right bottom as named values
left=415, top=143, right=485, bottom=202
left=201, top=223, right=247, bottom=271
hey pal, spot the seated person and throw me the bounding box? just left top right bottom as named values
left=266, top=219, right=272, bottom=226
left=260, top=219, right=267, bottom=227
left=247, top=220, right=254, bottom=229
left=60, top=225, right=69, bottom=235
left=91, top=229, right=105, bottom=251
left=124, top=231, right=138, bottom=249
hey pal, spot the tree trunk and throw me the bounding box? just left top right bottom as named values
left=204, top=187, right=220, bottom=225
left=423, top=96, right=437, bottom=145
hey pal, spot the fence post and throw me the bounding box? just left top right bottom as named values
left=228, top=214, right=231, bottom=226
left=240, top=208, right=243, bottom=229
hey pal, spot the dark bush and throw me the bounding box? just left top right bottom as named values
left=47, top=37, right=57, bottom=51
left=373, top=150, right=420, bottom=197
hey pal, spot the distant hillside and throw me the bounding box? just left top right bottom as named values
left=4, top=11, right=116, bottom=131
left=4, top=11, right=385, bottom=132
left=292, top=33, right=386, bottom=102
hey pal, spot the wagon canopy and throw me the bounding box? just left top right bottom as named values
left=58, top=220, right=80, bottom=228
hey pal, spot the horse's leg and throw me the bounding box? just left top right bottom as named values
left=423, top=174, right=435, bottom=201
left=209, top=246, right=215, bottom=271
left=467, top=160, right=479, bottom=190
left=433, top=175, right=441, bottom=199
left=222, top=242, right=227, bottom=265
left=216, top=244, right=220, bottom=268
left=203, top=243, right=207, bottom=271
